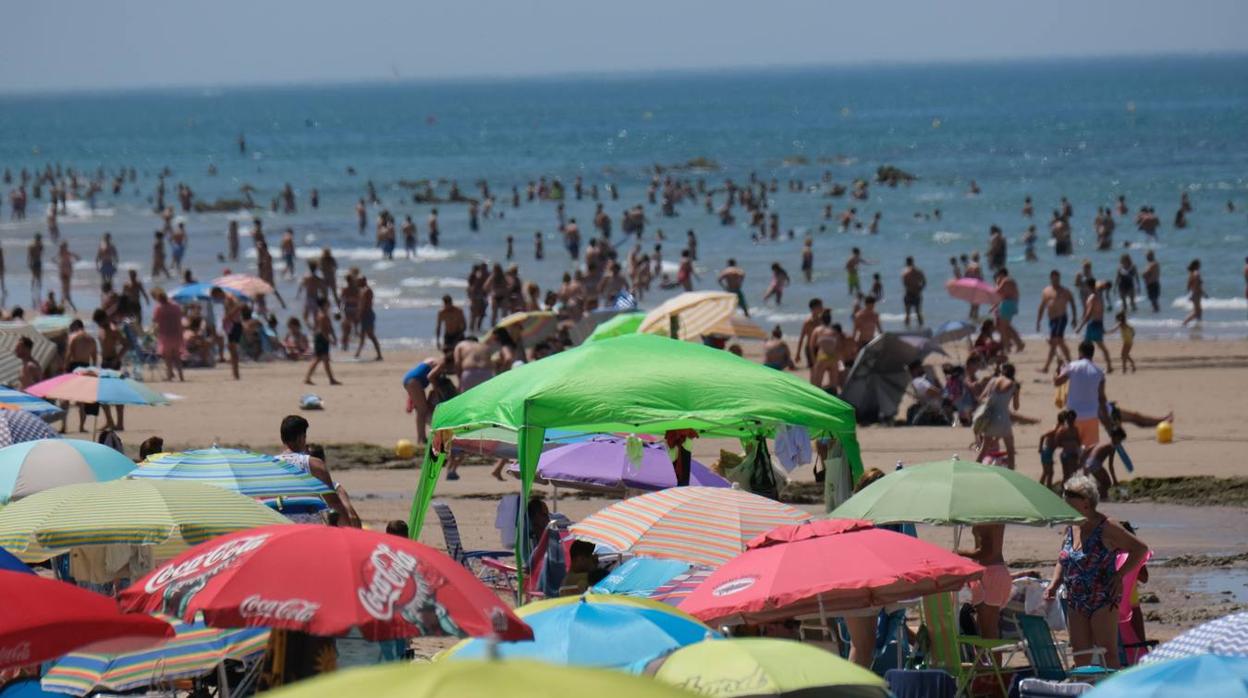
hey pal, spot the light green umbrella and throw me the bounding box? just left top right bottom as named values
left=585, top=312, right=645, bottom=342
left=0, top=479, right=291, bottom=562
left=829, top=458, right=1082, bottom=526
left=646, top=637, right=888, bottom=698
left=409, top=334, right=862, bottom=589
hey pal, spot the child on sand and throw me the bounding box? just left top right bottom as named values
left=1041, top=409, right=1083, bottom=488
left=1109, top=310, right=1136, bottom=373
left=1081, top=426, right=1127, bottom=500
left=283, top=317, right=309, bottom=359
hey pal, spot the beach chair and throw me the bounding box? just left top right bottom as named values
left=1016, top=678, right=1094, bottom=697
left=120, top=320, right=161, bottom=380
left=1016, top=614, right=1110, bottom=682
left=431, top=500, right=516, bottom=591
left=919, top=592, right=1021, bottom=697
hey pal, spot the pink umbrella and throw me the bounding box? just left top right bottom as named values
left=945, top=278, right=1000, bottom=306
left=212, top=274, right=273, bottom=298
left=677, top=519, right=984, bottom=624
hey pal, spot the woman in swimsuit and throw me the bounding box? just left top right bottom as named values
left=213, top=289, right=243, bottom=380
left=402, top=356, right=445, bottom=446
left=1045, top=475, right=1149, bottom=669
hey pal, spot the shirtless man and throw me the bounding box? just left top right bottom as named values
left=354, top=276, right=382, bottom=360
left=900, top=256, right=926, bottom=327
left=280, top=229, right=297, bottom=279
left=762, top=326, right=796, bottom=371
left=426, top=209, right=440, bottom=247
left=598, top=261, right=629, bottom=305
left=852, top=296, right=882, bottom=349
left=845, top=248, right=870, bottom=297
left=27, top=233, right=44, bottom=303
left=452, top=335, right=495, bottom=393
left=227, top=220, right=241, bottom=261
left=151, top=231, right=170, bottom=279
left=56, top=241, right=79, bottom=311
left=319, top=248, right=340, bottom=307
left=796, top=298, right=824, bottom=368
left=1035, top=270, right=1079, bottom=372
left=964, top=253, right=984, bottom=320
left=466, top=264, right=488, bottom=331
left=800, top=237, right=814, bottom=282
left=718, top=259, right=748, bottom=317
left=993, top=267, right=1024, bottom=353
left=436, top=295, right=467, bottom=350
left=305, top=298, right=342, bottom=385
left=1075, top=278, right=1114, bottom=372
left=122, top=269, right=149, bottom=323
left=563, top=218, right=581, bottom=260
left=13, top=337, right=42, bottom=389
left=297, top=261, right=324, bottom=324
left=1142, top=251, right=1162, bottom=313
left=63, top=319, right=98, bottom=432
left=1182, top=259, right=1205, bottom=327
left=987, top=225, right=1007, bottom=271
left=93, top=308, right=129, bottom=430
left=96, top=232, right=119, bottom=288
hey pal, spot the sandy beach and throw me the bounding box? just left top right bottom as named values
left=103, top=334, right=1248, bottom=642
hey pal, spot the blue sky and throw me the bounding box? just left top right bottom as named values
left=2, top=0, right=1245, bottom=91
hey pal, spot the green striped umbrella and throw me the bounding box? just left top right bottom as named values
left=129, top=447, right=332, bottom=498
left=0, top=480, right=291, bottom=562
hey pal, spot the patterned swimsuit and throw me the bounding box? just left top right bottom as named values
left=1059, top=519, right=1118, bottom=616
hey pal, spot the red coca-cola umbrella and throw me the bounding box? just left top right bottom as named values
left=116, top=525, right=533, bottom=642
left=678, top=519, right=984, bottom=625
left=0, top=571, right=174, bottom=671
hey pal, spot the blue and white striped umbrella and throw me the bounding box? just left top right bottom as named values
left=0, top=410, right=59, bottom=447
left=129, top=447, right=332, bottom=498
left=0, top=387, right=63, bottom=422
left=1142, top=611, right=1248, bottom=664
left=1087, top=654, right=1248, bottom=697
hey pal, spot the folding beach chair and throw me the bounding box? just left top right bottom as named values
left=919, top=591, right=1021, bottom=697
left=431, top=500, right=516, bottom=591
left=1016, top=614, right=1110, bottom=682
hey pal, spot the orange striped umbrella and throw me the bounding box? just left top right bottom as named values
left=638, top=291, right=741, bottom=341
left=570, top=487, right=811, bottom=567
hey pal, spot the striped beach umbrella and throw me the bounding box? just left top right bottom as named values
left=1142, top=612, right=1248, bottom=664
left=27, top=368, right=169, bottom=407
left=495, top=311, right=559, bottom=343
left=129, top=447, right=332, bottom=498
left=650, top=568, right=715, bottom=606
left=0, top=321, right=57, bottom=388
left=638, top=292, right=741, bottom=341
left=570, top=487, right=811, bottom=567
left=212, top=273, right=273, bottom=298
left=0, top=387, right=63, bottom=422
left=42, top=615, right=268, bottom=696
left=0, top=480, right=290, bottom=562
left=0, top=410, right=59, bottom=447
left=0, top=439, right=136, bottom=505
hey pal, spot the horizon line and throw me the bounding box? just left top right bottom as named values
left=1, top=49, right=1244, bottom=98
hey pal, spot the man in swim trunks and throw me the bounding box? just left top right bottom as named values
left=1036, top=269, right=1078, bottom=373
left=353, top=276, right=382, bottom=361
left=1075, top=278, right=1114, bottom=372
left=304, top=298, right=342, bottom=386
left=436, top=295, right=467, bottom=351
left=900, top=256, right=926, bottom=327
left=993, top=267, right=1024, bottom=353
left=717, top=259, right=749, bottom=316
left=796, top=298, right=824, bottom=369
left=452, top=336, right=495, bottom=392
left=845, top=247, right=870, bottom=297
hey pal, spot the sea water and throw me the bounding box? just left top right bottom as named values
left=1, top=55, right=1245, bottom=343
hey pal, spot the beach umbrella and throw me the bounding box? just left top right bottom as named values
left=0, top=679, right=59, bottom=698
left=591, top=558, right=709, bottom=599
left=30, top=316, right=73, bottom=339
left=442, top=594, right=714, bottom=670
left=1142, top=611, right=1248, bottom=664
left=702, top=313, right=768, bottom=340
left=506, top=436, right=730, bottom=494
left=1084, top=654, right=1248, bottom=698
left=933, top=319, right=976, bottom=344
left=945, top=277, right=1000, bottom=306
left=839, top=332, right=936, bottom=422
left=169, top=282, right=247, bottom=304
left=494, top=310, right=558, bottom=343
left=570, top=487, right=811, bottom=567
left=0, top=321, right=57, bottom=388
left=645, top=637, right=889, bottom=698
left=212, top=273, right=272, bottom=298
left=650, top=568, right=715, bottom=606
left=0, top=439, right=136, bottom=505
left=638, top=291, right=741, bottom=341
left=128, top=447, right=332, bottom=498
left=0, top=388, right=62, bottom=422
left=0, top=411, right=58, bottom=448
left=26, top=368, right=169, bottom=407
left=118, top=524, right=532, bottom=642
left=678, top=519, right=984, bottom=624
left=829, top=458, right=1082, bottom=526
left=257, top=659, right=700, bottom=698
left=585, top=312, right=645, bottom=343
left=0, top=571, right=174, bottom=671
left=0, top=546, right=30, bottom=574
left=42, top=615, right=268, bottom=696
left=0, top=480, right=290, bottom=562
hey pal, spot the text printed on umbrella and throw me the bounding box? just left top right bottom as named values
left=239, top=595, right=320, bottom=623
left=358, top=543, right=422, bottom=622
left=712, top=576, right=758, bottom=597
left=145, top=534, right=271, bottom=593
left=0, top=642, right=30, bottom=666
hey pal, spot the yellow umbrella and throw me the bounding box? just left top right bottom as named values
left=639, top=292, right=741, bottom=341
left=703, top=314, right=768, bottom=340
left=495, top=311, right=559, bottom=343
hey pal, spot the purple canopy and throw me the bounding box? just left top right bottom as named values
left=507, top=436, right=730, bottom=494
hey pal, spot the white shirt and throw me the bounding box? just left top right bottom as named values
left=912, top=376, right=942, bottom=408
left=1063, top=358, right=1104, bottom=420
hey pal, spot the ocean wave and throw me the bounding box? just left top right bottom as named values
left=377, top=296, right=444, bottom=310
left=47, top=201, right=115, bottom=220
left=760, top=312, right=810, bottom=323
left=1170, top=296, right=1247, bottom=311
left=400, top=276, right=468, bottom=289
left=932, top=231, right=964, bottom=244
left=245, top=245, right=456, bottom=263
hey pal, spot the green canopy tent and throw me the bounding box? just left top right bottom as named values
left=408, top=334, right=862, bottom=592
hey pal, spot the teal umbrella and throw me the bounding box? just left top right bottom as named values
left=1084, top=654, right=1248, bottom=698
left=585, top=313, right=645, bottom=343
left=0, top=439, right=136, bottom=505
left=829, top=458, right=1082, bottom=526
left=128, top=447, right=332, bottom=498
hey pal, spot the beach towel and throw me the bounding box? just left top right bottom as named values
left=773, top=425, right=811, bottom=471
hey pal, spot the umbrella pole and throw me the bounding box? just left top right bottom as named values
left=217, top=661, right=232, bottom=698
left=92, top=410, right=99, bottom=440
left=551, top=483, right=559, bottom=514
left=953, top=525, right=963, bottom=551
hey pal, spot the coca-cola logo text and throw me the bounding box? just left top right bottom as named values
left=144, top=534, right=270, bottom=593
left=357, top=543, right=419, bottom=621
left=0, top=642, right=32, bottom=666
left=239, top=595, right=320, bottom=623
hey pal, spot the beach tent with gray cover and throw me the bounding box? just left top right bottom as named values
left=839, top=332, right=941, bottom=424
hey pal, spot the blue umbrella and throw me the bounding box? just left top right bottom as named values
left=0, top=439, right=137, bottom=504
left=0, top=410, right=59, bottom=447
left=1143, top=612, right=1248, bottom=664
left=0, top=545, right=31, bottom=574
left=1086, top=654, right=1248, bottom=698
left=0, top=387, right=63, bottom=422
left=443, top=594, right=715, bottom=670
left=170, top=282, right=247, bottom=304
left=591, top=558, right=702, bottom=598
left=0, top=680, right=60, bottom=698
